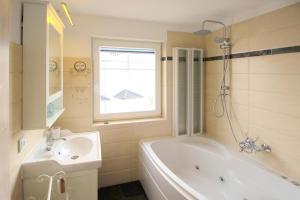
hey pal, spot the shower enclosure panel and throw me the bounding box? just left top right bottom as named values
left=173, top=48, right=204, bottom=137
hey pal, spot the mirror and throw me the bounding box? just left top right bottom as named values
left=48, top=24, right=62, bottom=95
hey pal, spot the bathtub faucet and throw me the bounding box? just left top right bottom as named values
left=239, top=136, right=271, bottom=153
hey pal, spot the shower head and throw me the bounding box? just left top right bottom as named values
left=194, top=19, right=228, bottom=38
left=193, top=29, right=212, bottom=36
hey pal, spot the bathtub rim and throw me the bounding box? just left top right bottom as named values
left=139, top=135, right=300, bottom=199
left=140, top=136, right=210, bottom=200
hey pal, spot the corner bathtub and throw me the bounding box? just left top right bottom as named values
left=138, top=137, right=300, bottom=200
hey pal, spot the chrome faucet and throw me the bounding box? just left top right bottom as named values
left=46, top=128, right=66, bottom=151
left=239, top=136, right=271, bottom=153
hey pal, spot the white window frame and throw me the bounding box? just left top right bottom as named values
left=92, top=38, right=162, bottom=122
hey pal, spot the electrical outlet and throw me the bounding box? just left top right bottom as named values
left=18, top=135, right=27, bottom=153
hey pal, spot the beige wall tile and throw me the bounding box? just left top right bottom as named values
left=205, top=60, right=223, bottom=75
left=231, top=37, right=249, bottom=54
left=230, top=21, right=249, bottom=40
left=9, top=43, right=22, bottom=73
left=249, top=74, right=300, bottom=95
left=249, top=53, right=300, bottom=74
left=248, top=125, right=300, bottom=179
left=9, top=73, right=22, bottom=105
left=249, top=24, right=300, bottom=51
left=100, top=169, right=132, bottom=187
left=249, top=107, right=300, bottom=133
left=100, top=127, right=135, bottom=144
left=10, top=130, right=44, bottom=200
left=231, top=74, right=249, bottom=90
left=166, top=31, right=204, bottom=56
left=204, top=3, right=300, bottom=183
left=8, top=43, right=29, bottom=200
left=249, top=91, right=300, bottom=117
left=9, top=102, right=22, bottom=134
left=203, top=29, right=223, bottom=57
left=64, top=87, right=91, bottom=105
left=55, top=117, right=94, bottom=132
left=62, top=100, right=91, bottom=119
left=247, top=3, right=300, bottom=36
left=231, top=89, right=248, bottom=105
left=101, top=141, right=135, bottom=159
left=205, top=74, right=222, bottom=96
left=133, top=125, right=170, bottom=141
left=231, top=58, right=248, bottom=74
left=101, top=156, right=133, bottom=173
left=230, top=103, right=249, bottom=134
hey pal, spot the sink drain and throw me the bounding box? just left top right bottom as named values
left=219, top=176, right=225, bottom=182
left=71, top=155, right=79, bottom=160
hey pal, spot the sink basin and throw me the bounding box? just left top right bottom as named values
left=56, top=137, right=93, bottom=159
left=22, top=131, right=102, bottom=178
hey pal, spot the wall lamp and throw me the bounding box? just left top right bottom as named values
left=61, top=2, right=74, bottom=26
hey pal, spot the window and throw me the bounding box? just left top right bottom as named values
left=93, top=38, right=161, bottom=121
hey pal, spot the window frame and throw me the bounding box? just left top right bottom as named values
left=92, top=38, right=162, bottom=122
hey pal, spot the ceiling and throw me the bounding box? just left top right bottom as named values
left=50, top=0, right=300, bottom=26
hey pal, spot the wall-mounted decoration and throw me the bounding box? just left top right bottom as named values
left=49, top=60, right=58, bottom=72
left=74, top=61, right=87, bottom=72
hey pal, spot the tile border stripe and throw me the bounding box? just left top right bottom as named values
left=161, top=45, right=300, bottom=62
left=204, top=45, right=300, bottom=61
left=161, top=56, right=172, bottom=61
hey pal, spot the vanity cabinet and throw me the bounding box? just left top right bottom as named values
left=23, top=2, right=65, bottom=129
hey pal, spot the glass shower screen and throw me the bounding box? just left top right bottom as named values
left=173, top=48, right=203, bottom=136
left=177, top=49, right=188, bottom=136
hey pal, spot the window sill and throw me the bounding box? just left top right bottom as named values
left=92, top=117, right=167, bottom=128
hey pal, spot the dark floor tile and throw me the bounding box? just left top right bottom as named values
left=121, top=181, right=145, bottom=197
left=99, top=185, right=123, bottom=200
left=99, top=181, right=148, bottom=200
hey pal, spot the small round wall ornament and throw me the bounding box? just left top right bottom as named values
left=49, top=60, right=58, bottom=72
left=74, top=61, right=87, bottom=72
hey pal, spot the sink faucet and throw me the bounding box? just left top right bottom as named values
left=46, top=128, right=66, bottom=151
left=239, top=136, right=271, bottom=153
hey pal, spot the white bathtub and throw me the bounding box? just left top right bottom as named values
left=138, top=136, right=300, bottom=200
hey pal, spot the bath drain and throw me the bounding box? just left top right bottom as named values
left=71, top=155, right=79, bottom=160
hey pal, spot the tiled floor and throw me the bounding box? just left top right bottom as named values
left=98, top=181, right=148, bottom=200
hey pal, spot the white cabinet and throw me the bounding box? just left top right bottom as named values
left=22, top=2, right=64, bottom=129
left=173, top=48, right=204, bottom=136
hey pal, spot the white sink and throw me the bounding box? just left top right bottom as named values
left=22, top=131, right=102, bottom=178
left=56, top=137, right=93, bottom=159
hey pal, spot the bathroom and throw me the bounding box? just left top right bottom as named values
left=1, top=0, right=300, bottom=199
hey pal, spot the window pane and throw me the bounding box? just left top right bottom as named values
left=99, top=47, right=156, bottom=114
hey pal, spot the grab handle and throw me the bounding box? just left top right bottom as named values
left=36, top=171, right=66, bottom=200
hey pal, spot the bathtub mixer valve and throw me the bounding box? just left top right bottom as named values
left=239, top=136, right=271, bottom=153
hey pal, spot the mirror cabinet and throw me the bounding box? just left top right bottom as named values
left=23, top=2, right=64, bottom=129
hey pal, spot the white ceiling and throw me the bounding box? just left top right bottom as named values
left=50, top=0, right=300, bottom=26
